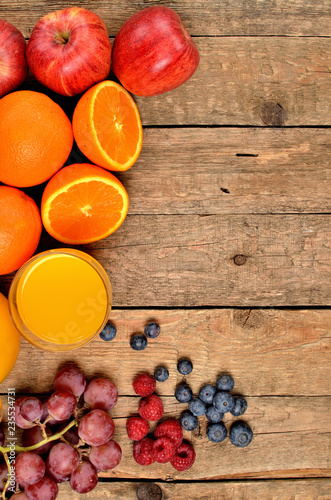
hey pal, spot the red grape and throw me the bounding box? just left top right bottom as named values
left=84, top=378, right=118, bottom=411
left=20, top=398, right=43, bottom=423
left=15, top=452, right=45, bottom=487
left=56, top=422, right=79, bottom=445
left=0, top=462, right=8, bottom=492
left=25, top=475, right=58, bottom=500
left=46, top=457, right=69, bottom=484
left=15, top=398, right=35, bottom=429
left=41, top=402, right=59, bottom=427
left=48, top=443, right=79, bottom=476
left=62, top=425, right=79, bottom=446
left=54, top=366, right=86, bottom=398
left=69, top=460, right=98, bottom=494
left=22, top=426, right=53, bottom=455
left=78, top=409, right=115, bottom=446
left=0, top=426, right=4, bottom=447
left=89, top=439, right=122, bottom=471
left=47, top=390, right=77, bottom=421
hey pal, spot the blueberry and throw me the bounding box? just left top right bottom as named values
left=206, top=406, right=223, bottom=423
left=99, top=322, right=117, bottom=341
left=229, top=421, right=253, bottom=447
left=189, top=398, right=206, bottom=416
left=144, top=322, right=160, bottom=339
left=180, top=410, right=198, bottom=431
left=199, top=384, right=217, bottom=404
left=175, top=384, right=193, bottom=403
left=216, top=374, right=234, bottom=391
left=177, top=358, right=193, bottom=375
left=230, top=397, right=248, bottom=417
left=154, top=366, right=169, bottom=382
left=130, top=334, right=147, bottom=351
left=207, top=423, right=227, bottom=443
left=213, top=391, right=235, bottom=413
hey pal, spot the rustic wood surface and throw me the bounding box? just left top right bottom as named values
left=0, top=0, right=330, bottom=498
left=134, top=37, right=331, bottom=126
left=1, top=214, right=330, bottom=306
left=1, top=309, right=330, bottom=482
left=1, top=0, right=331, bottom=37
left=55, top=480, right=331, bottom=499
left=2, top=309, right=331, bottom=396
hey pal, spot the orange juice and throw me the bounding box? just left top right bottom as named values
left=9, top=249, right=111, bottom=351
left=0, top=291, right=20, bottom=382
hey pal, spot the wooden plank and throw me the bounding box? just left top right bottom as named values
left=13, top=127, right=331, bottom=215
left=1, top=215, right=330, bottom=306
left=115, top=128, right=331, bottom=215
left=55, top=479, right=331, bottom=499
left=97, top=214, right=331, bottom=307
left=133, top=37, right=331, bottom=126
left=1, top=309, right=330, bottom=396
left=2, top=395, right=330, bottom=480
left=17, top=37, right=331, bottom=126
left=1, top=0, right=331, bottom=37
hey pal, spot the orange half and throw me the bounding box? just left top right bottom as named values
left=72, top=81, right=143, bottom=171
left=41, top=163, right=129, bottom=244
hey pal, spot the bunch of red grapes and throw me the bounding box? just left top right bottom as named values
left=0, top=366, right=121, bottom=499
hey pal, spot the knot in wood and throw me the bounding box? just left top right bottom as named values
left=234, top=254, right=247, bottom=266
left=136, top=483, right=163, bottom=500
left=260, top=101, right=286, bottom=126
left=233, top=309, right=264, bottom=330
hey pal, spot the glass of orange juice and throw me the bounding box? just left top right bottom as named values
left=8, top=249, right=111, bottom=351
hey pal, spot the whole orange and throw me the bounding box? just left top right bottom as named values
left=0, top=90, right=73, bottom=187
left=0, top=186, right=42, bottom=275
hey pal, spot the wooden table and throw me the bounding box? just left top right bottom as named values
left=0, top=1, right=330, bottom=498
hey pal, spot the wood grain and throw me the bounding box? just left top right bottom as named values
left=55, top=479, right=331, bottom=499
left=1, top=309, right=330, bottom=396
left=17, top=37, right=331, bottom=126
left=9, top=127, right=331, bottom=215
left=1, top=0, right=331, bottom=37
left=1, top=215, right=330, bottom=306
left=115, top=128, right=331, bottom=215
left=1, top=395, right=330, bottom=479
left=12, top=127, right=331, bottom=215
left=133, top=37, right=331, bottom=126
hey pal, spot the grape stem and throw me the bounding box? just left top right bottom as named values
left=37, top=415, right=53, bottom=439
left=0, top=419, right=77, bottom=454
left=1, top=453, right=11, bottom=500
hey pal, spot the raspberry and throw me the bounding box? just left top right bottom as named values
left=126, top=417, right=149, bottom=441
left=154, top=419, right=183, bottom=448
left=152, top=437, right=176, bottom=463
left=138, top=395, right=163, bottom=421
left=170, top=443, right=196, bottom=471
left=133, top=438, right=155, bottom=466
left=133, top=374, right=156, bottom=397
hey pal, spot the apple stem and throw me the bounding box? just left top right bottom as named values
left=54, top=31, right=70, bottom=44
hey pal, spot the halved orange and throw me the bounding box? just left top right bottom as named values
left=72, top=81, right=143, bottom=172
left=41, top=163, right=129, bottom=244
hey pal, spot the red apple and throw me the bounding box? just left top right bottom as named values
left=0, top=19, right=28, bottom=98
left=112, top=6, right=200, bottom=97
left=26, top=7, right=111, bottom=96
